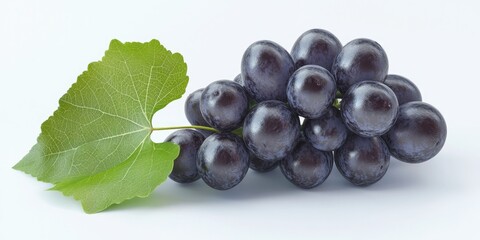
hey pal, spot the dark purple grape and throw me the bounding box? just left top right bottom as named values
left=164, top=129, right=205, bottom=183
left=197, top=133, right=250, bottom=190
left=332, top=38, right=389, bottom=93
left=185, top=88, right=209, bottom=126
left=249, top=152, right=278, bottom=173
left=233, top=73, right=256, bottom=103
left=384, top=74, right=422, bottom=105
left=200, top=80, right=248, bottom=131
left=383, top=101, right=447, bottom=163
left=291, top=28, right=342, bottom=71
left=341, top=81, right=399, bottom=137
left=286, top=65, right=336, bottom=118
left=335, top=134, right=390, bottom=186
left=303, top=107, right=348, bottom=151
left=241, top=40, right=295, bottom=102
left=184, top=89, right=213, bottom=137
left=243, top=100, right=300, bottom=161
left=280, top=140, right=333, bottom=189
left=233, top=73, right=243, bottom=85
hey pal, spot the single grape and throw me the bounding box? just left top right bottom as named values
left=303, top=107, right=348, bottom=151
left=287, top=65, right=336, bottom=118
left=384, top=74, right=422, bottom=105
left=280, top=140, right=333, bottom=189
left=241, top=40, right=295, bottom=102
left=341, top=81, right=399, bottom=137
left=185, top=88, right=209, bottom=126
left=243, top=100, right=300, bottom=161
left=233, top=73, right=256, bottom=102
left=233, top=73, right=243, bottom=85
left=184, top=89, right=213, bottom=137
left=383, top=101, right=447, bottom=163
left=249, top=152, right=279, bottom=173
left=291, top=28, right=342, bottom=71
left=335, top=134, right=390, bottom=186
left=197, top=133, right=250, bottom=190
left=332, top=38, right=389, bottom=93
left=200, top=80, right=248, bottom=131
left=164, top=129, right=205, bottom=183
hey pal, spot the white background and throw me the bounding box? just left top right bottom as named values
left=1, top=0, right=479, bottom=239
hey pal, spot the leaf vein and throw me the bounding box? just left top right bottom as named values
left=42, top=128, right=147, bottom=158
left=60, top=99, right=147, bottom=128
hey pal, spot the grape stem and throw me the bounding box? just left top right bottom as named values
left=333, top=98, right=342, bottom=110
left=336, top=91, right=343, bottom=98
left=151, top=125, right=219, bottom=133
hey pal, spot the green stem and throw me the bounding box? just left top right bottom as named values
left=151, top=125, right=219, bottom=133
left=336, top=91, right=343, bottom=98
left=333, top=98, right=342, bottom=110
left=231, top=127, right=243, bottom=137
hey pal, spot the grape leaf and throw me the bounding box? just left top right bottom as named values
left=13, top=39, right=188, bottom=213
left=52, top=141, right=178, bottom=213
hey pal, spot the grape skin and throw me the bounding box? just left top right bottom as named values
left=332, top=38, right=389, bottom=93
left=243, top=100, right=301, bottom=161
left=249, top=152, right=279, bottom=173
left=200, top=80, right=249, bottom=131
left=341, top=81, right=399, bottom=137
left=384, top=74, right=422, bottom=105
left=164, top=129, right=205, bottom=183
left=287, top=65, right=336, bottom=118
left=303, top=107, right=348, bottom=151
left=233, top=73, right=256, bottom=102
left=233, top=73, right=243, bottom=85
left=291, top=28, right=342, bottom=71
left=335, top=134, right=390, bottom=186
left=241, top=40, right=295, bottom=102
left=197, top=133, right=250, bottom=190
left=185, top=88, right=209, bottom=127
left=184, top=89, right=213, bottom=137
left=383, top=101, right=447, bottom=163
left=280, top=140, right=333, bottom=189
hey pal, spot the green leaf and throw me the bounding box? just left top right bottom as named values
left=14, top=39, right=188, bottom=213
left=52, top=141, right=178, bottom=214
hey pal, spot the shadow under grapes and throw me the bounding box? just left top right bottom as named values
left=105, top=158, right=437, bottom=213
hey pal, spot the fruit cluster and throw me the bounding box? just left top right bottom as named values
left=166, top=29, right=447, bottom=190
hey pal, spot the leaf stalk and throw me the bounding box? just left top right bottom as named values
left=151, top=125, right=219, bottom=133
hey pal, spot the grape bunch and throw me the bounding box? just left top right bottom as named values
left=166, top=29, right=447, bottom=190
